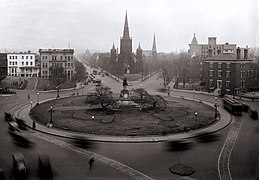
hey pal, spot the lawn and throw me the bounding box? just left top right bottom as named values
left=0, top=76, right=28, bottom=90
left=31, top=95, right=216, bottom=136
left=37, top=78, right=75, bottom=91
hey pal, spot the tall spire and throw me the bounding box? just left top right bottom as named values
left=138, top=42, right=141, bottom=49
left=123, top=10, right=130, bottom=38
left=152, top=33, right=157, bottom=53
left=112, top=42, right=115, bottom=49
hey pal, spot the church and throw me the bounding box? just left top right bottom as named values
left=110, top=11, right=157, bottom=75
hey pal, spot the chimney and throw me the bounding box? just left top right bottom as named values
left=244, top=48, right=248, bottom=59
left=237, top=47, right=241, bottom=59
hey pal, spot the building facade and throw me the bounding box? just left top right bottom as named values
left=7, top=52, right=38, bottom=77
left=0, top=53, right=8, bottom=79
left=189, top=34, right=237, bottom=58
left=39, top=49, right=75, bottom=79
left=203, top=47, right=252, bottom=94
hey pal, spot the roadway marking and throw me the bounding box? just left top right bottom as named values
left=31, top=131, right=153, bottom=180
left=218, top=115, right=243, bottom=180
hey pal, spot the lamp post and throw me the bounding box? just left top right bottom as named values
left=30, top=101, right=33, bottom=110
left=37, top=92, right=40, bottom=105
left=253, top=92, right=255, bottom=101
left=92, top=115, right=95, bottom=120
left=48, top=106, right=55, bottom=128
left=81, top=84, right=84, bottom=95
left=195, top=112, right=198, bottom=128
left=56, top=86, right=60, bottom=99
left=193, top=90, right=195, bottom=100
left=214, top=96, right=218, bottom=118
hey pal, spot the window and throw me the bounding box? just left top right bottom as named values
left=210, top=62, right=213, bottom=68
left=22, top=56, right=24, bottom=59
left=30, top=62, right=33, bottom=66
left=240, top=71, right=243, bottom=78
left=209, top=80, right=213, bottom=88
left=226, top=71, right=230, bottom=78
left=30, top=56, right=33, bottom=59
left=71, top=56, right=73, bottom=60
left=22, top=62, right=24, bottom=66
left=60, top=56, right=63, bottom=60
left=226, top=63, right=230, bottom=68
left=209, top=70, right=213, bottom=77
left=218, top=70, right=222, bottom=78
left=9, top=62, right=11, bottom=65
left=9, top=56, right=12, bottom=59
left=26, top=62, right=28, bottom=66
left=218, top=63, right=222, bottom=68
left=15, top=62, right=17, bottom=65
left=68, top=56, right=70, bottom=61
left=15, top=56, right=17, bottom=59
left=26, top=56, right=28, bottom=59
left=226, top=81, right=230, bottom=89
left=65, top=56, right=67, bottom=60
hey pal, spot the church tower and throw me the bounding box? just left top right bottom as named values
left=136, top=43, right=143, bottom=73
left=110, top=42, right=117, bottom=63
left=119, top=11, right=133, bottom=74
left=152, top=34, right=157, bottom=58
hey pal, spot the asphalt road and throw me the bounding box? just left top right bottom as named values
left=1, top=74, right=259, bottom=179
left=0, top=79, right=131, bottom=180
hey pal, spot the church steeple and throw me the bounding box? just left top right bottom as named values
left=152, top=34, right=157, bottom=57
left=123, top=10, right=130, bottom=38
left=152, top=34, right=157, bottom=53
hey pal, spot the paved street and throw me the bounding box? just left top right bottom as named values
left=1, top=74, right=259, bottom=179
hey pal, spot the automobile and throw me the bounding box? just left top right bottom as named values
left=0, top=168, right=5, bottom=180
left=93, top=79, right=101, bottom=83
left=38, top=154, right=52, bottom=177
left=12, top=153, right=27, bottom=177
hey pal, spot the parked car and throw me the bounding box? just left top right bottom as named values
left=38, top=154, right=52, bottom=177
left=12, top=153, right=27, bottom=177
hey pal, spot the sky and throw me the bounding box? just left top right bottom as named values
left=0, top=0, right=258, bottom=53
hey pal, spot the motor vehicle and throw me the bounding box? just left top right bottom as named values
left=0, top=168, right=5, bottom=180
left=38, top=154, right=53, bottom=177
left=93, top=79, right=101, bottom=83
left=12, top=153, right=27, bottom=177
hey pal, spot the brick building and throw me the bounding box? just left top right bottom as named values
left=39, top=49, right=74, bottom=79
left=203, top=47, right=252, bottom=95
left=0, top=53, right=8, bottom=79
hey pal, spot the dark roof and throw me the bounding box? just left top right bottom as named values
left=206, top=53, right=237, bottom=60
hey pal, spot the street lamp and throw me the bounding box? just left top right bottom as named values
left=195, top=112, right=198, bottom=128
left=30, top=101, right=33, bottom=110
left=92, top=115, right=95, bottom=120
left=214, top=96, right=218, bottom=118
left=48, top=106, right=55, bottom=128
left=37, top=92, right=40, bottom=105
left=81, top=84, right=84, bottom=95
left=193, top=90, right=195, bottom=100
left=56, top=86, right=60, bottom=99
left=253, top=92, right=255, bottom=101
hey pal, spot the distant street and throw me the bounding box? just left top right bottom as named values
left=1, top=74, right=259, bottom=179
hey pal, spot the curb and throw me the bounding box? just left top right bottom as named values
left=13, top=93, right=232, bottom=143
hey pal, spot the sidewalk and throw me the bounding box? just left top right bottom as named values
left=37, top=82, right=82, bottom=93
left=11, top=94, right=232, bottom=143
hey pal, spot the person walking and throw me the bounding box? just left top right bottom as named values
left=27, top=94, right=30, bottom=100
left=88, top=157, right=95, bottom=170
left=32, top=121, right=36, bottom=129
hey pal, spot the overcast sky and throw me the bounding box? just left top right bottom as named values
left=0, top=0, right=258, bottom=53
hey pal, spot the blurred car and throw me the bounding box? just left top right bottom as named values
left=38, top=154, right=52, bottom=177
left=70, top=136, right=95, bottom=149
left=93, top=79, right=101, bottom=83
left=165, top=139, right=193, bottom=151
left=0, top=168, right=5, bottom=180
left=12, top=153, right=27, bottom=177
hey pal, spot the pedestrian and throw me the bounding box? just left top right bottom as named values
left=27, top=94, right=30, bottom=100
left=88, top=157, right=95, bottom=170
left=32, top=121, right=36, bottom=129
left=168, top=86, right=171, bottom=96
